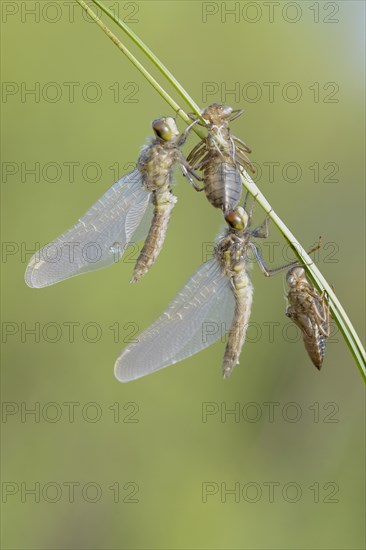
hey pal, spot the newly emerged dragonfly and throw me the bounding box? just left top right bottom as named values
left=25, top=117, right=198, bottom=288
left=285, top=267, right=330, bottom=370
left=115, top=203, right=275, bottom=382
left=183, top=103, right=255, bottom=214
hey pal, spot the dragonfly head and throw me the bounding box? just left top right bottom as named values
left=201, top=103, right=233, bottom=125
left=152, top=117, right=179, bottom=142
left=286, top=267, right=307, bottom=287
left=225, top=206, right=249, bottom=232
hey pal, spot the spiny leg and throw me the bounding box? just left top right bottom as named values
left=242, top=190, right=252, bottom=212
left=306, top=237, right=322, bottom=257
left=179, top=154, right=203, bottom=182
left=235, top=149, right=255, bottom=173
left=178, top=119, right=200, bottom=147
left=192, top=153, right=210, bottom=171
left=249, top=242, right=299, bottom=277
left=241, top=193, right=271, bottom=237
left=312, top=291, right=331, bottom=337
left=187, top=112, right=207, bottom=126
left=250, top=216, right=270, bottom=239
left=187, top=144, right=207, bottom=166
left=242, top=191, right=259, bottom=226
left=232, top=134, right=252, bottom=153
left=229, top=109, right=244, bottom=122
left=185, top=139, right=205, bottom=161
left=320, top=301, right=331, bottom=338
left=249, top=237, right=322, bottom=277
left=181, top=164, right=204, bottom=191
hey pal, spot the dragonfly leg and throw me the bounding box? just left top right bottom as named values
left=192, top=153, right=210, bottom=171
left=243, top=190, right=250, bottom=211
left=232, top=133, right=252, bottom=153
left=312, top=291, right=331, bottom=337
left=185, top=139, right=205, bottom=160
left=178, top=153, right=203, bottom=181
left=306, top=237, right=322, bottom=257
left=187, top=143, right=207, bottom=166
left=249, top=242, right=299, bottom=277
left=241, top=191, right=257, bottom=226
left=178, top=119, right=201, bottom=147
left=250, top=215, right=270, bottom=239
left=181, top=164, right=204, bottom=191
left=184, top=164, right=203, bottom=182
left=249, top=236, right=323, bottom=277
left=235, top=149, right=255, bottom=173
left=187, top=112, right=207, bottom=125
left=229, top=109, right=244, bottom=123
left=319, top=299, right=331, bottom=337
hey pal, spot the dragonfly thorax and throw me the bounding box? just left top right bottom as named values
left=207, top=125, right=232, bottom=151
left=215, top=232, right=249, bottom=275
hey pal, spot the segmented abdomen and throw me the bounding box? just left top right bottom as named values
left=222, top=268, right=253, bottom=378
left=203, top=157, right=242, bottom=213
left=303, top=327, right=326, bottom=370
left=286, top=290, right=327, bottom=370
left=131, top=142, right=178, bottom=282
left=131, top=190, right=176, bottom=283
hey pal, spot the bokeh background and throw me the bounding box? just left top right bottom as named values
left=1, top=1, right=365, bottom=548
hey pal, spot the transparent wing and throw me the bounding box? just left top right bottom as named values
left=25, top=169, right=152, bottom=288
left=115, top=258, right=235, bottom=382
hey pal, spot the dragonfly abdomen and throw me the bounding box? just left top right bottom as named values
left=131, top=190, right=176, bottom=283
left=131, top=129, right=181, bottom=282
left=222, top=268, right=253, bottom=379
left=204, top=158, right=242, bottom=213
left=303, top=326, right=326, bottom=370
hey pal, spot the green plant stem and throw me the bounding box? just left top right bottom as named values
left=91, top=0, right=204, bottom=122
left=75, top=0, right=366, bottom=381
left=75, top=0, right=194, bottom=128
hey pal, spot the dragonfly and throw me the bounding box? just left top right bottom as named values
left=25, top=117, right=199, bottom=288
left=182, top=103, right=255, bottom=214
left=285, top=266, right=330, bottom=370
left=115, top=201, right=276, bottom=382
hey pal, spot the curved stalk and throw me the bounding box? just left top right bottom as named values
left=75, top=0, right=191, bottom=128
left=75, top=0, right=366, bottom=381
left=75, top=0, right=206, bottom=139
left=91, top=0, right=204, bottom=122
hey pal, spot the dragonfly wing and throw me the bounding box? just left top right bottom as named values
left=25, top=169, right=152, bottom=288
left=115, top=258, right=235, bottom=382
left=128, top=201, right=154, bottom=243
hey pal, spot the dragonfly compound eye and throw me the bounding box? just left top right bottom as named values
left=225, top=207, right=248, bottom=231
left=152, top=117, right=179, bottom=141
left=221, top=105, right=234, bottom=118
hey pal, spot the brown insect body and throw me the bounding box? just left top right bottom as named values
left=131, top=122, right=179, bottom=282
left=115, top=202, right=284, bottom=383
left=131, top=117, right=197, bottom=282
left=215, top=219, right=254, bottom=378
left=186, top=104, right=255, bottom=214
left=286, top=267, right=330, bottom=369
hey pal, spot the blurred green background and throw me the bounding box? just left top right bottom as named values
left=1, top=1, right=365, bottom=548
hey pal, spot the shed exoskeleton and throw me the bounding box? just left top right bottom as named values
left=286, top=266, right=330, bottom=370
left=182, top=103, right=255, bottom=214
